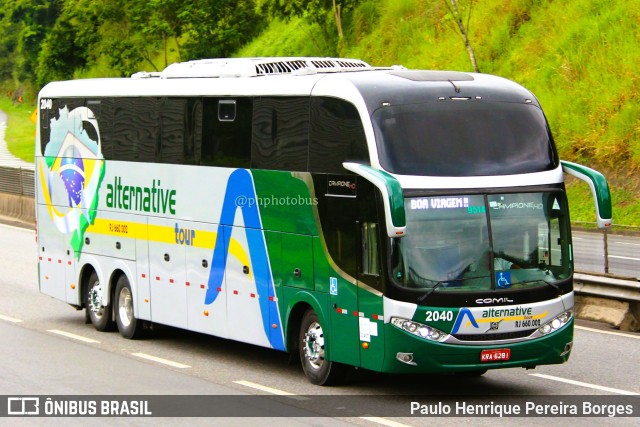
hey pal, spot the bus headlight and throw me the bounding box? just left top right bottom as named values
left=538, top=311, right=573, bottom=335
left=390, top=317, right=448, bottom=342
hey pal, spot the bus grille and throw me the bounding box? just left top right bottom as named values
left=453, top=329, right=536, bottom=341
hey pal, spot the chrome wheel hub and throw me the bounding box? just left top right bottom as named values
left=303, top=321, right=325, bottom=370
left=118, top=286, right=133, bottom=328
left=88, top=283, right=103, bottom=316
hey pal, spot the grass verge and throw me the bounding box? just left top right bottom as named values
left=0, top=97, right=36, bottom=163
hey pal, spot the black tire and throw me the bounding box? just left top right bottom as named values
left=114, top=275, right=144, bottom=339
left=86, top=271, right=115, bottom=331
left=299, top=308, right=345, bottom=386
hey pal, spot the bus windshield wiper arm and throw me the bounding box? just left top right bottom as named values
left=518, top=279, right=562, bottom=296
left=417, top=281, right=446, bottom=305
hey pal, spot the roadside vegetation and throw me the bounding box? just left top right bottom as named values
left=1, top=0, right=638, bottom=225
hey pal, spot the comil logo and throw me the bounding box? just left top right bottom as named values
left=7, top=397, right=40, bottom=415
left=476, top=297, right=515, bottom=304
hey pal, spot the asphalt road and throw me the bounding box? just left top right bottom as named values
left=1, top=223, right=639, bottom=426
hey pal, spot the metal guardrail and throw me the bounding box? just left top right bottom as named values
left=574, top=273, right=640, bottom=302
left=0, top=166, right=35, bottom=197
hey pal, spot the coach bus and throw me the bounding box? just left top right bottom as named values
left=36, top=57, right=612, bottom=385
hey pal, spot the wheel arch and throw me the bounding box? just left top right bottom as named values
left=284, top=291, right=329, bottom=355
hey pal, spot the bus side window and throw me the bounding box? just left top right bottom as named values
left=309, top=97, right=369, bottom=173
left=201, top=98, right=251, bottom=168
left=161, top=98, right=187, bottom=164
left=361, top=222, right=380, bottom=276
left=40, top=98, right=85, bottom=156
left=251, top=97, right=309, bottom=171
left=88, top=98, right=113, bottom=160
left=358, top=182, right=383, bottom=291
left=112, top=97, right=160, bottom=162
left=160, top=97, right=202, bottom=165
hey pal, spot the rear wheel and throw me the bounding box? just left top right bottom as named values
left=115, top=275, right=143, bottom=339
left=86, top=272, right=115, bottom=331
left=299, top=308, right=345, bottom=385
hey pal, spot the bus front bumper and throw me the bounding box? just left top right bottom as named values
left=381, top=319, right=574, bottom=374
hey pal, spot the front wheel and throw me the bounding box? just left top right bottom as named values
left=86, top=272, right=115, bottom=331
left=115, top=275, right=143, bottom=339
left=299, top=308, right=345, bottom=385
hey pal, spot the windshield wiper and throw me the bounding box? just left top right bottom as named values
left=517, top=279, right=562, bottom=296
left=417, top=281, right=447, bottom=304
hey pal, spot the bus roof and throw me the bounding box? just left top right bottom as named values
left=39, top=57, right=540, bottom=110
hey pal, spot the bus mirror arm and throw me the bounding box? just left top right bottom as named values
left=561, top=161, right=612, bottom=229
left=343, top=162, right=407, bottom=238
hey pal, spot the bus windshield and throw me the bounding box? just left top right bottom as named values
left=373, top=101, right=557, bottom=176
left=391, top=192, right=571, bottom=291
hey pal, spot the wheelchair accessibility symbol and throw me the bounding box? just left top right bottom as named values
left=330, top=277, right=338, bottom=295
left=496, top=272, right=512, bottom=289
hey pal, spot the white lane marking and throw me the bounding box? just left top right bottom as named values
left=132, top=352, right=191, bottom=369
left=0, top=313, right=23, bottom=323
left=233, top=380, right=309, bottom=401
left=529, top=373, right=639, bottom=395
left=235, top=380, right=410, bottom=427
left=48, top=329, right=100, bottom=344
left=576, top=325, right=640, bottom=340
left=609, top=255, right=640, bottom=261
left=360, top=417, right=412, bottom=427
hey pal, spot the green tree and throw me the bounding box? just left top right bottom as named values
left=0, top=2, right=20, bottom=83
left=181, top=0, right=265, bottom=59
left=443, top=0, right=479, bottom=72
left=35, top=0, right=98, bottom=86
left=4, top=0, right=62, bottom=84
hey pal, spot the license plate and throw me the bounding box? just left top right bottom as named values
left=480, top=349, right=511, bottom=362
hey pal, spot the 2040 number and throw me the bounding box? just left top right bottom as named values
left=425, top=310, right=454, bottom=322
left=40, top=98, right=52, bottom=110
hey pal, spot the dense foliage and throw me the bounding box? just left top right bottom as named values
left=0, top=0, right=266, bottom=92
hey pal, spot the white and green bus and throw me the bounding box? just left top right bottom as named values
left=36, top=57, right=612, bottom=385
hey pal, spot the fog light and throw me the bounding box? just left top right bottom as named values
left=396, top=352, right=417, bottom=366
left=560, top=341, right=573, bottom=357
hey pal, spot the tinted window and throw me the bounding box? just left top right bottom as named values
left=202, top=98, right=252, bottom=168
left=252, top=97, right=309, bottom=171
left=161, top=98, right=202, bottom=165
left=373, top=101, right=557, bottom=176
left=40, top=98, right=85, bottom=156
left=309, top=97, right=369, bottom=173
left=112, top=98, right=159, bottom=162
left=161, top=98, right=187, bottom=164
left=313, top=176, right=383, bottom=290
